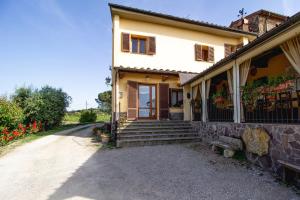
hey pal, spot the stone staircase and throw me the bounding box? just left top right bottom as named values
left=116, top=120, right=200, bottom=147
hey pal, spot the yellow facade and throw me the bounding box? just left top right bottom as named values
left=117, top=71, right=183, bottom=120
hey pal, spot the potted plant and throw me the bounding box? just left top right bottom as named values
left=212, top=91, right=225, bottom=104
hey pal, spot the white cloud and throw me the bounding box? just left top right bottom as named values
left=26, top=0, right=77, bottom=29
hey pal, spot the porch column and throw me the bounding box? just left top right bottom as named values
left=233, top=64, right=238, bottom=123
left=235, top=63, right=241, bottom=123
left=115, top=71, right=120, bottom=121
left=201, top=80, right=206, bottom=122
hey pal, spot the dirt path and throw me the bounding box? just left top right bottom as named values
left=0, top=128, right=298, bottom=200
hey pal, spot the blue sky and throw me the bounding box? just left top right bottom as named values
left=0, top=0, right=299, bottom=110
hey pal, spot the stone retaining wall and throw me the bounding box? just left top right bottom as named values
left=191, top=122, right=300, bottom=171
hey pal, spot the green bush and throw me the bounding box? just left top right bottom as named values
left=0, top=97, right=24, bottom=131
left=23, top=86, right=71, bottom=129
left=79, top=110, right=97, bottom=123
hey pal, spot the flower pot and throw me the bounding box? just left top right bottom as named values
left=101, top=134, right=110, bottom=144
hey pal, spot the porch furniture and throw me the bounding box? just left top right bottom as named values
left=211, top=136, right=243, bottom=158
left=277, top=160, right=300, bottom=187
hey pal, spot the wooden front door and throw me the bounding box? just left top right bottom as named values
left=138, top=84, right=157, bottom=119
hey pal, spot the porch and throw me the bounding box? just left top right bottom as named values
left=113, top=67, right=196, bottom=122
left=188, top=35, right=300, bottom=125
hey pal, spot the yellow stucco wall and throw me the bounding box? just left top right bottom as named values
left=117, top=72, right=183, bottom=119
left=247, top=53, right=291, bottom=83
left=115, top=18, right=244, bottom=73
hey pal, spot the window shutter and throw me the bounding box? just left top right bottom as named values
left=195, top=44, right=203, bottom=61
left=224, top=44, right=232, bottom=57
left=159, top=83, right=169, bottom=119
left=147, top=37, right=156, bottom=55
left=127, top=81, right=137, bottom=120
left=208, top=46, right=215, bottom=62
left=237, top=43, right=243, bottom=50
left=121, top=33, right=130, bottom=52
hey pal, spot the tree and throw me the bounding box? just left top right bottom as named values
left=23, top=86, right=71, bottom=129
left=11, top=87, right=33, bottom=109
left=95, top=91, right=111, bottom=113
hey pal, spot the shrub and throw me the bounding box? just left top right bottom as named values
left=23, top=86, right=71, bottom=129
left=0, top=97, right=24, bottom=131
left=79, top=110, right=97, bottom=123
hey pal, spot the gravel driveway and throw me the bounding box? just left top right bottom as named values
left=0, top=126, right=298, bottom=200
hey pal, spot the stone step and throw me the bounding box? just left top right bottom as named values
left=120, top=121, right=191, bottom=126
left=117, top=129, right=195, bottom=134
left=118, top=125, right=193, bottom=131
left=118, top=132, right=199, bottom=140
left=117, top=137, right=201, bottom=147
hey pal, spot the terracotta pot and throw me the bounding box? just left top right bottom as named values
left=101, top=134, right=110, bottom=144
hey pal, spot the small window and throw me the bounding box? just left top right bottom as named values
left=195, top=44, right=214, bottom=62
left=170, top=89, right=183, bottom=107
left=131, top=36, right=147, bottom=54
left=202, top=46, right=209, bottom=61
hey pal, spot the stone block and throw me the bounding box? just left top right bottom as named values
left=242, top=127, right=270, bottom=156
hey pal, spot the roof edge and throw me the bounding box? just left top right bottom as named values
left=109, top=3, right=257, bottom=37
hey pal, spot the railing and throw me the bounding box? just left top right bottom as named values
left=207, top=94, right=234, bottom=122
left=241, top=81, right=300, bottom=124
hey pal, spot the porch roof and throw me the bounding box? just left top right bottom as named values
left=183, top=11, right=300, bottom=86
left=115, top=66, right=198, bottom=76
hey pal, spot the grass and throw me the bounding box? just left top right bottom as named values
left=63, top=110, right=110, bottom=124
left=0, top=124, right=78, bottom=157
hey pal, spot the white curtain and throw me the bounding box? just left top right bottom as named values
left=227, top=69, right=233, bottom=95
left=280, top=36, right=300, bottom=75
left=239, top=59, right=251, bottom=122
left=205, top=79, right=211, bottom=121
left=192, top=85, right=199, bottom=100
left=192, top=85, right=201, bottom=121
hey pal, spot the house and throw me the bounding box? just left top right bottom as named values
left=109, top=3, right=300, bottom=181
left=109, top=3, right=256, bottom=122
left=182, top=11, right=300, bottom=174
left=230, top=9, right=288, bottom=35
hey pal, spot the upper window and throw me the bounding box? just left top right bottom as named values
left=170, top=89, right=183, bottom=108
left=121, top=33, right=156, bottom=55
left=195, top=44, right=214, bottom=62
left=131, top=37, right=147, bottom=54
left=224, top=44, right=237, bottom=57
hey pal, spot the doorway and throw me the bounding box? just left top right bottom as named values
left=138, top=84, right=157, bottom=119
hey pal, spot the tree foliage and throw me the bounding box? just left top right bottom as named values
left=23, top=86, right=71, bottom=128
left=95, top=90, right=111, bottom=113
left=0, top=97, right=24, bottom=131
left=11, top=87, right=33, bottom=110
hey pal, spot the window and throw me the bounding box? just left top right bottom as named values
left=121, top=33, right=156, bottom=55
left=195, top=44, right=214, bottom=62
left=170, top=89, right=183, bottom=107
left=224, top=44, right=237, bottom=57
left=131, top=37, right=147, bottom=54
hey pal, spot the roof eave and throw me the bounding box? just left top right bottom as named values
left=109, top=3, right=257, bottom=37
